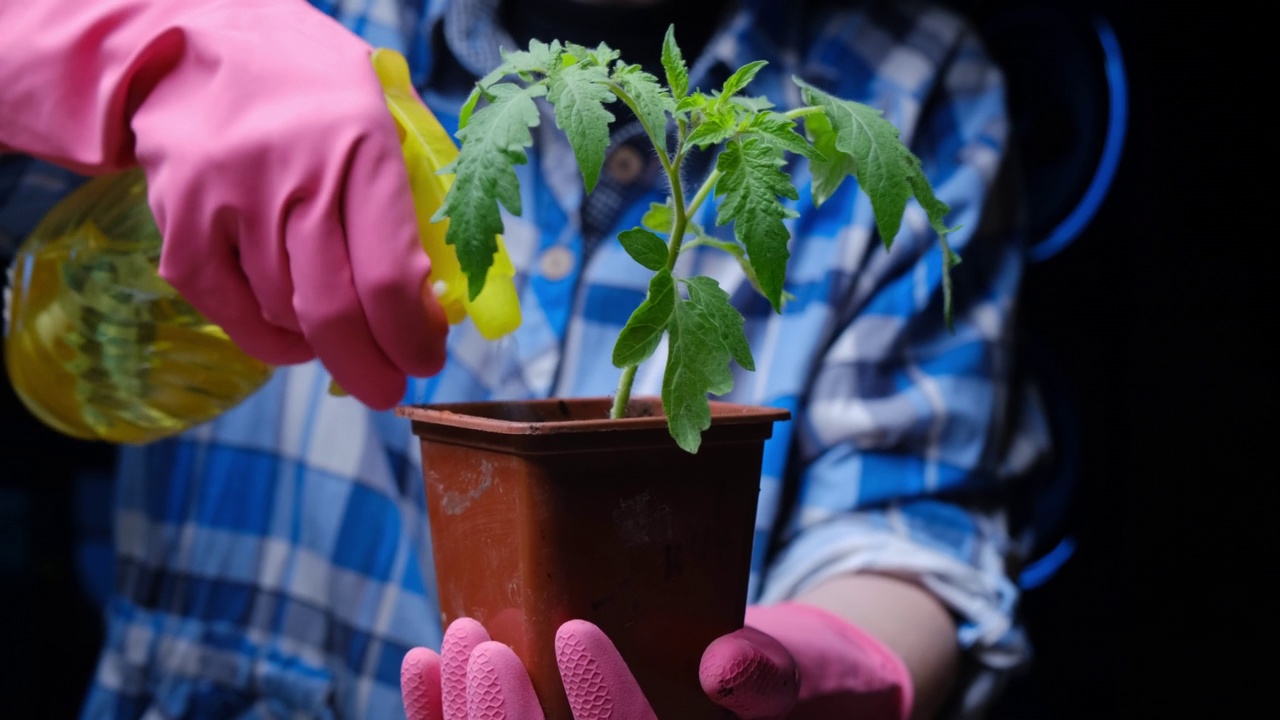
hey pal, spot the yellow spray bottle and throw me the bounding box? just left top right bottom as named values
left=2, top=49, right=520, bottom=444
left=374, top=49, right=521, bottom=340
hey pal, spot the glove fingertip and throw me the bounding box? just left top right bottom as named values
left=468, top=641, right=545, bottom=720
left=416, top=278, right=449, bottom=376
left=554, top=620, right=623, bottom=689
left=700, top=630, right=798, bottom=719
left=441, top=617, right=492, bottom=717
left=555, top=621, right=657, bottom=720
left=401, top=648, right=443, bottom=720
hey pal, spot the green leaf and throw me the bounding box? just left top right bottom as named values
left=719, top=60, right=767, bottom=100
left=744, top=112, right=825, bottom=162
left=713, top=138, right=798, bottom=311
left=501, top=39, right=562, bottom=77
left=796, top=78, right=962, bottom=330
left=617, top=227, right=669, bottom=271
left=438, top=82, right=545, bottom=299
left=458, top=86, right=482, bottom=131
left=613, top=63, right=675, bottom=153
left=613, top=269, right=676, bottom=368
left=796, top=78, right=912, bottom=248
left=905, top=154, right=962, bottom=330
left=675, top=92, right=711, bottom=115
left=904, top=154, right=955, bottom=239
left=661, top=26, right=689, bottom=100
left=662, top=276, right=752, bottom=453
left=729, top=95, right=776, bottom=113
left=686, top=107, right=738, bottom=149
left=565, top=42, right=620, bottom=68
left=642, top=202, right=674, bottom=234
left=802, top=109, right=857, bottom=206
left=686, top=276, right=754, bottom=373
left=547, top=62, right=616, bottom=192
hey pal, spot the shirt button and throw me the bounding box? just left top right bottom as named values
left=539, top=245, right=575, bottom=281
left=605, top=145, right=646, bottom=184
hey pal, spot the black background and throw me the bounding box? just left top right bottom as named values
left=1, top=1, right=1269, bottom=717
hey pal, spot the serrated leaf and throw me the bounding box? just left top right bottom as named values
left=904, top=154, right=954, bottom=238
left=720, top=60, right=767, bottom=100
left=592, top=44, right=621, bottom=67
left=613, top=63, right=675, bottom=153
left=617, top=227, right=669, bottom=271
left=713, top=138, right=798, bottom=311
left=547, top=63, right=616, bottom=192
left=796, top=79, right=912, bottom=247
left=438, top=82, right=545, bottom=299
left=565, top=41, right=620, bottom=68
left=802, top=109, right=857, bottom=206
left=501, top=39, right=562, bottom=77
left=662, top=26, right=689, bottom=100
left=613, top=269, right=675, bottom=368
left=642, top=202, right=674, bottom=234
left=796, top=78, right=962, bottom=331
left=905, top=154, right=962, bottom=330
left=745, top=112, right=825, bottom=162
left=662, top=277, right=752, bottom=452
left=686, top=276, right=753, bottom=372
left=730, top=95, right=776, bottom=112
left=675, top=92, right=711, bottom=115
left=687, top=109, right=738, bottom=149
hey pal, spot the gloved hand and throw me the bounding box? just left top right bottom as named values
left=716, top=602, right=915, bottom=720
left=402, top=605, right=913, bottom=720
left=0, top=0, right=448, bottom=409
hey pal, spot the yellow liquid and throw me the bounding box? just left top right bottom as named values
left=3, top=168, right=271, bottom=444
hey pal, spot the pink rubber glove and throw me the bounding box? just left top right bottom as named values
left=0, top=0, right=447, bottom=409
left=704, top=602, right=914, bottom=720
left=402, top=605, right=911, bottom=720
left=403, top=618, right=665, bottom=720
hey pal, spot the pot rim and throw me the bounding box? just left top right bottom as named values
left=396, top=396, right=790, bottom=437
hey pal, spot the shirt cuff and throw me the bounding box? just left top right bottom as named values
left=757, top=501, right=1029, bottom=674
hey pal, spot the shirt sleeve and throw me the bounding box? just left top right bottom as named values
left=759, top=15, right=1051, bottom=686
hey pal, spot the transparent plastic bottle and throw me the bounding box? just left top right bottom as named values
left=3, top=168, right=273, bottom=443
left=3, top=49, right=520, bottom=445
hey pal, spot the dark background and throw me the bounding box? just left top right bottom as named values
left=1, top=1, right=1267, bottom=717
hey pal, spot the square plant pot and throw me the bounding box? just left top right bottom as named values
left=399, top=396, right=789, bottom=719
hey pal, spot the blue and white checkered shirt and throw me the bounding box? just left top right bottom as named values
left=1, top=1, right=1051, bottom=717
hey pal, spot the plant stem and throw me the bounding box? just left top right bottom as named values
left=685, top=168, right=721, bottom=221
left=610, top=364, right=639, bottom=419
left=785, top=105, right=823, bottom=120
left=608, top=83, right=677, bottom=183
left=609, top=84, right=695, bottom=419
left=607, top=100, right=819, bottom=421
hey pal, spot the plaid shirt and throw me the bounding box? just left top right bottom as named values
left=1, top=1, right=1050, bottom=717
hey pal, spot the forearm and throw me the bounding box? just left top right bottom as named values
left=795, top=573, right=959, bottom=720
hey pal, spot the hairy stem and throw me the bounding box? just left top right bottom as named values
left=609, top=102, right=819, bottom=421
left=784, top=105, right=823, bottom=120
left=610, top=364, right=640, bottom=419
left=685, top=168, right=721, bottom=221
left=610, top=90, right=691, bottom=420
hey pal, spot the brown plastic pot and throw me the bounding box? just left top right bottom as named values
left=398, top=396, right=790, bottom=719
